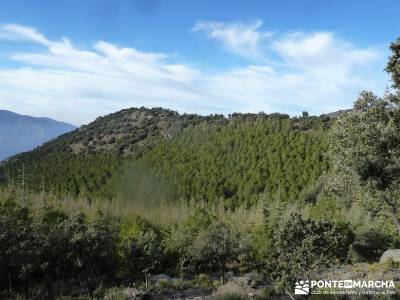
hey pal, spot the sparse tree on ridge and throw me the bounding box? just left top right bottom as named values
left=386, top=37, right=400, bottom=90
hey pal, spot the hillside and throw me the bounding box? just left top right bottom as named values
left=0, top=110, right=76, bottom=161
left=134, top=113, right=331, bottom=206
left=0, top=107, right=216, bottom=198
left=0, top=107, right=334, bottom=204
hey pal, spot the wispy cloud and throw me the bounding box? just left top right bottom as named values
left=192, top=20, right=272, bottom=59
left=0, top=23, right=387, bottom=125
left=0, top=24, right=50, bottom=45
left=274, top=31, right=379, bottom=67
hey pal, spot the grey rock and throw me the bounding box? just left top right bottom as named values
left=223, top=271, right=234, bottom=281
left=380, top=249, right=400, bottom=263
left=243, top=272, right=261, bottom=283
left=149, top=273, right=174, bottom=285
left=215, top=279, right=259, bottom=298
left=124, top=288, right=144, bottom=298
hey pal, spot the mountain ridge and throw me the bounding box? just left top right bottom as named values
left=0, top=110, right=76, bottom=161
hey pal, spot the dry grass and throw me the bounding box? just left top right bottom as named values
left=0, top=187, right=265, bottom=229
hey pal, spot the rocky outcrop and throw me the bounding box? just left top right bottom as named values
left=214, top=275, right=266, bottom=299
left=149, top=274, right=175, bottom=285
left=380, top=249, right=400, bottom=263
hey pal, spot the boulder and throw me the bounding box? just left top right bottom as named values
left=223, top=271, right=234, bottom=281
left=214, top=279, right=258, bottom=298
left=243, top=272, right=261, bottom=285
left=380, top=249, right=400, bottom=263
left=149, top=274, right=174, bottom=285
left=123, top=288, right=145, bottom=298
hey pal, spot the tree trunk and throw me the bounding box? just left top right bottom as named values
left=8, top=272, right=12, bottom=294
left=219, top=267, right=225, bottom=285
left=85, top=276, right=93, bottom=299
left=285, top=290, right=295, bottom=300
left=179, top=257, right=187, bottom=278
left=24, top=278, right=29, bottom=300
left=83, top=268, right=93, bottom=299
left=46, top=280, right=54, bottom=299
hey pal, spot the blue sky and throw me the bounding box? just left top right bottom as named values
left=0, top=0, right=398, bottom=125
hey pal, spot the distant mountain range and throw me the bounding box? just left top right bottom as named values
left=0, top=110, right=76, bottom=161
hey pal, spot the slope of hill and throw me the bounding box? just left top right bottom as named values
left=0, top=107, right=211, bottom=198
left=135, top=114, right=330, bottom=206
left=0, top=107, right=334, bottom=205
left=0, top=110, right=76, bottom=161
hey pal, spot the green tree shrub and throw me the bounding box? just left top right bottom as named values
left=189, top=220, right=248, bottom=284
left=270, top=212, right=351, bottom=297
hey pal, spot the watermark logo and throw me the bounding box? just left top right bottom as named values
left=294, top=279, right=396, bottom=296
left=295, top=280, right=310, bottom=295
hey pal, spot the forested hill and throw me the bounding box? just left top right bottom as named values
left=0, top=107, right=335, bottom=205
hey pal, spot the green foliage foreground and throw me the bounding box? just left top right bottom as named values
left=0, top=190, right=357, bottom=299
left=2, top=189, right=396, bottom=299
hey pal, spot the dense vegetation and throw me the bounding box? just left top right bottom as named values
left=1, top=112, right=331, bottom=206
left=0, top=107, right=207, bottom=198
left=0, top=189, right=356, bottom=299
left=136, top=114, right=330, bottom=206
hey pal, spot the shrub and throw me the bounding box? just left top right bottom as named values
left=117, top=217, right=165, bottom=287
left=215, top=293, right=247, bottom=300
left=190, top=220, right=248, bottom=285
left=349, top=228, right=392, bottom=262
left=164, top=209, right=215, bottom=275
left=270, top=212, right=351, bottom=296
left=103, top=287, right=128, bottom=300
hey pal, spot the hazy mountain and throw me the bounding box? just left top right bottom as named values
left=0, top=110, right=76, bottom=161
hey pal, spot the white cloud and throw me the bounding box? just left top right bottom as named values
left=0, top=24, right=50, bottom=45
left=274, top=32, right=379, bottom=67
left=0, top=23, right=387, bottom=125
left=192, top=20, right=272, bottom=59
